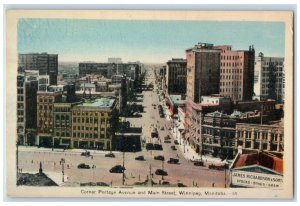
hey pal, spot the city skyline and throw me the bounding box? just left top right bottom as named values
left=18, top=19, right=285, bottom=63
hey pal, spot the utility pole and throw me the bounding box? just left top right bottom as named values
left=16, top=140, right=19, bottom=179
left=122, top=152, right=125, bottom=185
left=149, top=164, right=152, bottom=187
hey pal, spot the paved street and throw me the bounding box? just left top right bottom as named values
left=18, top=69, right=226, bottom=188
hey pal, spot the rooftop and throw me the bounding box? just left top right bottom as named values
left=74, top=97, right=115, bottom=109
left=168, top=95, right=186, bottom=105
left=232, top=152, right=283, bottom=174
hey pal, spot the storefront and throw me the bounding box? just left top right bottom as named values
left=229, top=151, right=283, bottom=188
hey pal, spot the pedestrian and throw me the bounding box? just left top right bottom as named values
left=151, top=173, right=154, bottom=178
left=212, top=183, right=215, bottom=187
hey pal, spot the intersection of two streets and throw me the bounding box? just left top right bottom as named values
left=18, top=71, right=225, bottom=187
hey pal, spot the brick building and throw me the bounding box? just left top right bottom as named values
left=214, top=45, right=255, bottom=101
left=71, top=98, right=119, bottom=150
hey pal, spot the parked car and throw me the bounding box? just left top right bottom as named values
left=193, top=160, right=205, bottom=167
left=78, top=163, right=90, bottom=169
left=155, top=169, right=168, bottom=176
left=151, top=128, right=159, bottom=138
left=146, top=143, right=154, bottom=150
left=164, top=135, right=171, bottom=140
left=154, top=155, right=165, bottom=161
left=160, top=126, right=165, bottom=131
left=109, top=165, right=125, bottom=173
left=167, top=158, right=179, bottom=164
left=177, top=183, right=187, bottom=187
left=171, top=145, right=177, bottom=151
left=164, top=140, right=171, bottom=143
left=135, top=155, right=145, bottom=161
left=81, top=151, right=90, bottom=156
left=174, top=140, right=179, bottom=145
left=154, top=144, right=163, bottom=150
left=105, top=153, right=115, bottom=158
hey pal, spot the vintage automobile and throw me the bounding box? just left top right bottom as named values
left=109, top=165, right=125, bottom=173
left=155, top=169, right=168, bottom=176
left=193, top=160, right=205, bottom=167
left=170, top=145, right=177, bottom=151
left=135, top=155, right=145, bottom=161
left=154, top=155, right=165, bottom=161
left=167, top=158, right=179, bottom=164
left=77, top=163, right=90, bottom=169
left=105, top=153, right=115, bottom=158
left=81, top=151, right=90, bottom=156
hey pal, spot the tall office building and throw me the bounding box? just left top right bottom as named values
left=166, top=58, right=187, bottom=95
left=18, top=53, right=58, bottom=85
left=185, top=43, right=221, bottom=117
left=254, top=52, right=285, bottom=103
left=17, top=74, right=38, bottom=145
left=214, top=45, right=255, bottom=101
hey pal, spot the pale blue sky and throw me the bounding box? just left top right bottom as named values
left=18, top=19, right=285, bottom=63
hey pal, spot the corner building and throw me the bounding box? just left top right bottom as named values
left=71, top=98, right=118, bottom=150
left=185, top=43, right=221, bottom=130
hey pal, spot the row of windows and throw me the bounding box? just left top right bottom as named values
left=73, top=133, right=107, bottom=139
left=54, top=107, right=71, bottom=112
left=220, top=68, right=243, bottom=74
left=72, top=111, right=108, bottom=117
left=55, top=115, right=70, bottom=120
left=17, top=88, right=24, bottom=94
left=39, top=105, right=53, bottom=110
left=263, top=61, right=283, bottom=66
left=73, top=117, right=108, bottom=124
left=55, top=131, right=70, bottom=137
left=38, top=97, right=54, bottom=103
left=261, top=73, right=283, bottom=77
left=220, top=55, right=243, bottom=60
left=220, top=81, right=242, bottom=86
left=220, top=62, right=243, bottom=67
left=220, top=88, right=242, bottom=93
left=220, top=75, right=243, bottom=80
left=17, top=111, right=24, bottom=116
left=262, top=67, right=283, bottom=72
left=17, top=96, right=24, bottom=101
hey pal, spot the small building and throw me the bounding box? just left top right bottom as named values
left=229, top=151, right=283, bottom=188
left=165, top=94, right=186, bottom=116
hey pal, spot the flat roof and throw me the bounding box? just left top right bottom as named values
left=168, top=95, right=185, bottom=105
left=74, top=98, right=115, bottom=109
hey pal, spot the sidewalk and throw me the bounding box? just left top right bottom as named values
left=19, top=146, right=120, bottom=155
left=169, top=123, right=223, bottom=164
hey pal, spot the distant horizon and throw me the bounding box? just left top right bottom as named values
left=18, top=19, right=285, bottom=63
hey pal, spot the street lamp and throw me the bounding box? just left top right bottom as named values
left=122, top=152, right=125, bottom=185
left=149, top=164, right=152, bottom=187
left=60, top=158, right=65, bottom=183
left=224, top=162, right=229, bottom=188
left=161, top=160, right=164, bottom=180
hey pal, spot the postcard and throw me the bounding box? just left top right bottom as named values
left=6, top=10, right=293, bottom=199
